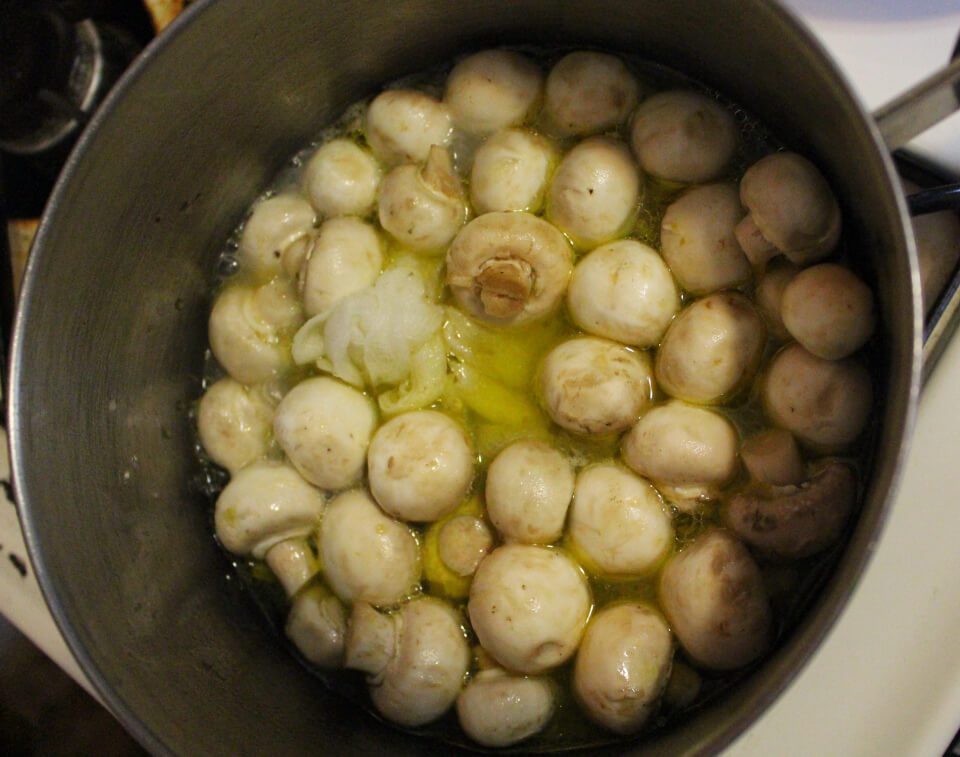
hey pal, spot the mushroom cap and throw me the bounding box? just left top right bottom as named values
left=660, top=182, right=751, bottom=295
left=659, top=529, right=771, bottom=670
left=369, top=597, right=471, bottom=727
left=738, top=151, right=841, bottom=263
left=568, top=463, right=673, bottom=576
left=285, top=584, right=347, bottom=669
left=567, top=239, right=680, bottom=348
left=655, top=291, right=766, bottom=404
left=762, top=343, right=873, bottom=452
left=485, top=439, right=574, bottom=544
left=739, top=427, right=805, bottom=487
left=468, top=544, right=591, bottom=674
left=214, top=461, right=325, bottom=559
left=197, top=377, right=274, bottom=474
left=367, top=410, right=475, bottom=522
left=302, top=137, right=382, bottom=218
left=446, top=210, right=573, bottom=324
left=573, top=603, right=674, bottom=734
left=444, top=49, right=544, bottom=136
left=238, top=194, right=316, bottom=279
left=438, top=515, right=493, bottom=577
left=300, top=217, right=383, bottom=318
left=630, top=89, right=738, bottom=184
left=539, top=336, right=654, bottom=436
left=546, top=135, right=640, bottom=250
left=755, top=258, right=800, bottom=342
left=780, top=262, right=875, bottom=360
left=273, top=376, right=377, bottom=491
left=365, top=89, right=452, bottom=166
left=457, top=668, right=555, bottom=747
left=319, top=489, right=421, bottom=606
left=470, top=127, right=558, bottom=214
left=543, top=51, right=640, bottom=137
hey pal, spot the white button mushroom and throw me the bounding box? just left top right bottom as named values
left=438, top=515, right=493, bottom=577
left=319, top=489, right=421, bottom=606
left=568, top=463, right=673, bottom=576
left=567, top=238, right=680, bottom=348
left=443, top=49, right=544, bottom=136
left=197, top=377, right=274, bottom=474
left=300, top=216, right=383, bottom=318
left=780, top=262, right=876, bottom=360
left=285, top=583, right=347, bottom=668
left=621, top=400, right=740, bottom=510
left=739, top=427, right=805, bottom=486
left=660, top=183, right=752, bottom=295
left=301, top=137, right=382, bottom=218
left=345, top=598, right=470, bottom=727
left=630, top=89, right=738, bottom=184
left=237, top=194, right=316, bottom=279
left=446, top=210, right=573, bottom=324
left=377, top=145, right=468, bottom=253
left=468, top=544, right=591, bottom=674
left=655, top=292, right=766, bottom=404
left=365, top=88, right=453, bottom=166
left=273, top=376, right=377, bottom=491
left=469, top=127, right=558, bottom=214
left=485, top=439, right=574, bottom=544
left=543, top=51, right=640, bottom=137
left=761, top=342, right=873, bottom=453
left=734, top=151, right=841, bottom=267
left=659, top=529, right=772, bottom=671
left=539, top=337, right=653, bottom=436
left=367, top=410, right=475, bottom=522
left=755, top=258, right=800, bottom=342
left=573, top=603, right=673, bottom=734
left=208, top=279, right=303, bottom=385
left=457, top=668, right=555, bottom=747
left=546, top=136, right=640, bottom=249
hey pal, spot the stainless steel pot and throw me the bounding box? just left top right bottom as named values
left=7, top=1, right=955, bottom=754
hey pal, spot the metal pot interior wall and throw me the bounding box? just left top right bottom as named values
left=9, top=0, right=918, bottom=755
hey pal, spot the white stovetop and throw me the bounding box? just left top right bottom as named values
left=1, top=1, right=959, bottom=754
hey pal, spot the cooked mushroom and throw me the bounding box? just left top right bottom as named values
left=345, top=598, right=470, bottom=727
left=660, top=182, right=752, bottom=295
left=273, top=376, right=377, bottom=491
left=721, top=459, right=857, bottom=560
left=780, top=262, right=876, bottom=360
left=438, top=515, right=493, bottom=577
left=755, top=258, right=800, bottom=341
left=457, top=668, right=555, bottom=747
left=302, top=137, right=382, bottom=219
left=285, top=583, right=347, bottom=668
left=365, top=88, right=453, bottom=166
left=469, top=127, right=558, bottom=214
left=762, top=343, right=873, bottom=453
left=197, top=377, right=274, bottom=474
left=237, top=194, right=316, bottom=279
left=319, top=489, right=420, bottom=606
left=567, top=238, right=680, bottom=348
left=214, top=461, right=324, bottom=596
left=485, top=439, right=574, bottom=544
left=367, top=410, right=474, bottom=522
left=659, top=529, right=772, bottom=671
left=539, top=336, right=654, bottom=436
left=446, top=210, right=573, bottom=324
left=468, top=544, right=591, bottom=674
left=573, top=603, right=673, bottom=734
left=735, top=151, right=841, bottom=267
left=740, top=427, right=805, bottom=486
left=621, top=400, right=739, bottom=510
left=568, top=463, right=673, bottom=576
left=655, top=292, right=766, bottom=404
left=300, top=216, right=383, bottom=318
left=629, top=89, right=738, bottom=184
left=378, top=145, right=468, bottom=253
left=443, top=49, right=544, bottom=136
left=546, top=135, right=640, bottom=249
left=543, top=51, right=640, bottom=137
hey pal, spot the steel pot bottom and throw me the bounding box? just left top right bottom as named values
left=9, top=0, right=919, bottom=755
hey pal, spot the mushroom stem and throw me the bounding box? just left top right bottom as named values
left=475, top=256, right=535, bottom=318
left=734, top=213, right=777, bottom=267
left=265, top=537, right=320, bottom=598
left=344, top=602, right=398, bottom=678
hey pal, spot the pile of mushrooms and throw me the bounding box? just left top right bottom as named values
left=197, top=45, right=878, bottom=750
